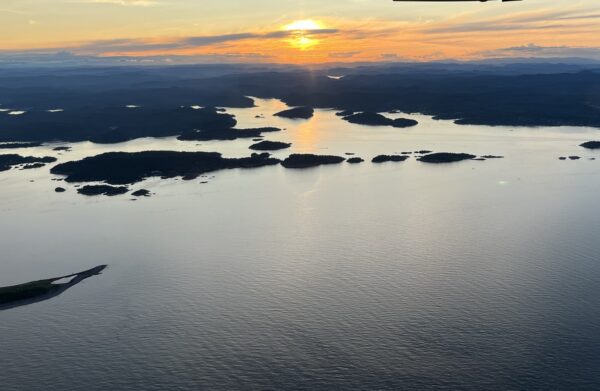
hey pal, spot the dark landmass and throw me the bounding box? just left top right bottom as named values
left=343, top=112, right=418, bottom=128
left=240, top=68, right=600, bottom=128
left=53, top=146, right=71, bottom=151
left=0, top=265, right=107, bottom=311
left=392, top=118, right=419, bottom=128
left=1, top=63, right=600, bottom=145
left=132, top=189, right=151, bottom=197
left=281, top=154, right=345, bottom=168
left=55, top=187, right=66, bottom=192
left=372, top=155, right=410, bottom=163
left=0, top=106, right=241, bottom=144
left=347, top=157, right=364, bottom=164
left=0, top=154, right=57, bottom=171
left=343, top=112, right=387, bottom=126
left=249, top=140, right=291, bottom=151
left=580, top=141, right=600, bottom=149
left=418, top=153, right=477, bottom=163
left=77, top=184, right=130, bottom=196
left=21, top=163, right=46, bottom=169
left=274, top=106, right=314, bottom=119
left=0, top=142, right=43, bottom=149
left=51, top=151, right=281, bottom=185
left=177, top=126, right=280, bottom=142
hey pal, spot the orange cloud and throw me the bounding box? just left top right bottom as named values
left=3, top=7, right=600, bottom=64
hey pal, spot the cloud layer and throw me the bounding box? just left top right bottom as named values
left=2, top=2, right=600, bottom=63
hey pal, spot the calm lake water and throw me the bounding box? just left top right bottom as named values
left=1, top=99, right=600, bottom=390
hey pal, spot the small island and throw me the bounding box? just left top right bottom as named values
left=418, top=153, right=476, bottom=163
left=580, top=141, right=600, bottom=149
left=281, top=154, right=345, bottom=168
left=132, top=189, right=151, bottom=197
left=342, top=112, right=418, bottom=128
left=21, top=163, right=46, bottom=170
left=392, top=118, right=420, bottom=128
left=274, top=107, right=314, bottom=119
left=0, top=265, right=107, bottom=310
left=78, top=185, right=130, bottom=196
left=249, top=140, right=292, bottom=151
left=347, top=157, right=364, bottom=164
left=0, top=154, right=57, bottom=172
left=372, top=155, right=410, bottom=163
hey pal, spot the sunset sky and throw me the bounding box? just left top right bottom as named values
left=2, top=0, right=600, bottom=63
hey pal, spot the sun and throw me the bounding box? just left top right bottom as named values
left=283, top=19, right=323, bottom=31
left=282, top=19, right=324, bottom=50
